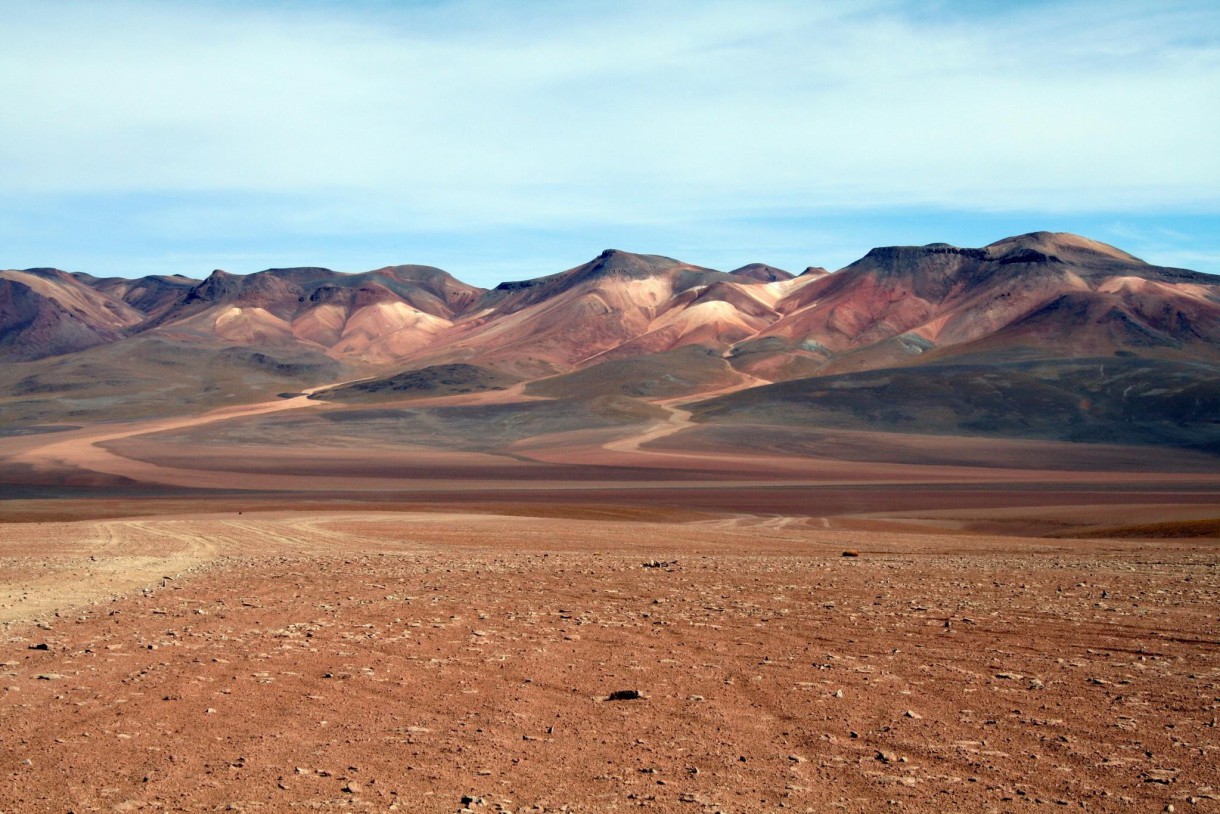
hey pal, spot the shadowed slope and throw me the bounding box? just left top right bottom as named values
left=0, top=269, right=145, bottom=361
left=689, top=357, right=1220, bottom=453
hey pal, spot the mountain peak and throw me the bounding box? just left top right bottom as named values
left=730, top=263, right=793, bottom=283
left=183, top=269, right=240, bottom=304
left=985, top=232, right=1143, bottom=265
left=586, top=249, right=684, bottom=274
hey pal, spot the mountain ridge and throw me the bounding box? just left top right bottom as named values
left=4, top=232, right=1219, bottom=453
left=3, top=231, right=1217, bottom=381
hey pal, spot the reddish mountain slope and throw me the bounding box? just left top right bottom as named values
left=2, top=233, right=1217, bottom=389
left=739, top=232, right=1220, bottom=377
left=0, top=268, right=144, bottom=360
left=410, top=250, right=786, bottom=376
left=138, top=265, right=486, bottom=364
left=77, top=273, right=200, bottom=323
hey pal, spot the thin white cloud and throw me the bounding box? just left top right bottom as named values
left=0, top=0, right=1217, bottom=251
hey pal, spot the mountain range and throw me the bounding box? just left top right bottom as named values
left=3, top=231, right=1219, bottom=454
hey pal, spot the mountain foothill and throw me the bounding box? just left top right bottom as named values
left=3, top=232, right=1219, bottom=457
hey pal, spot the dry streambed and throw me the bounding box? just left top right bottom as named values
left=1, top=513, right=1218, bottom=813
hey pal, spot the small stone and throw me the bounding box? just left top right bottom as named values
left=833, top=689, right=844, bottom=698
left=607, top=689, right=642, bottom=701
left=876, top=750, right=898, bottom=764
left=1029, top=679, right=1045, bottom=690
left=841, top=550, right=859, bottom=558
left=35, top=674, right=63, bottom=681
left=903, top=710, right=922, bottom=719
left=788, top=754, right=806, bottom=763
left=342, top=781, right=361, bottom=794
left=28, top=643, right=50, bottom=651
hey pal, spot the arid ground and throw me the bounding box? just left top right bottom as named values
left=2, top=383, right=1219, bottom=813
left=1, top=511, right=1218, bottom=814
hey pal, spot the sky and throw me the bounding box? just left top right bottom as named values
left=1, top=0, right=1218, bottom=286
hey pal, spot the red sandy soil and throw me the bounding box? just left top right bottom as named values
left=2, top=378, right=1219, bottom=811
left=1, top=511, right=1218, bottom=813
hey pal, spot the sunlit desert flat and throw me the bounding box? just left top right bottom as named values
left=2, top=510, right=1218, bottom=813
left=2, top=388, right=1219, bottom=813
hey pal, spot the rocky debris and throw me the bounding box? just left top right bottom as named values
left=1142, top=768, right=1180, bottom=785
left=642, top=560, right=677, bottom=570
left=0, top=513, right=1216, bottom=811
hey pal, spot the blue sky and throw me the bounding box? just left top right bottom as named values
left=1, top=0, right=1217, bottom=285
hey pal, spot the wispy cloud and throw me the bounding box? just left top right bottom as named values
left=0, top=0, right=1217, bottom=280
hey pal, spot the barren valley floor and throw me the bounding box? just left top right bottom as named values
left=2, top=385, right=1219, bottom=812
left=0, top=508, right=1218, bottom=813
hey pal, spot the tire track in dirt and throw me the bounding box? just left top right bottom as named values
left=0, top=513, right=527, bottom=624
left=0, top=518, right=221, bottom=624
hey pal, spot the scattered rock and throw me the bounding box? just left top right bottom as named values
left=841, top=550, right=859, bottom=558
left=1141, top=769, right=1179, bottom=785
left=607, top=689, right=642, bottom=701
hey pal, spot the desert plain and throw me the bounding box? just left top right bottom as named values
left=2, top=380, right=1219, bottom=814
